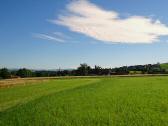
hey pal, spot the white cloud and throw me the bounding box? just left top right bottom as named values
left=53, top=32, right=71, bottom=39
left=33, top=33, right=65, bottom=43
left=52, top=0, right=168, bottom=44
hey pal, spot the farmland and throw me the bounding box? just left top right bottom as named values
left=1, top=76, right=168, bottom=126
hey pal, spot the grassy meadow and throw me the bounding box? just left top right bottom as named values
left=161, top=63, right=168, bottom=71
left=1, top=76, right=168, bottom=126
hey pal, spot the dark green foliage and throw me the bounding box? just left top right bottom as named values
left=113, top=63, right=165, bottom=74
left=0, top=62, right=168, bottom=79
left=90, top=65, right=103, bottom=75
left=16, top=68, right=33, bottom=78
left=0, top=68, right=11, bottom=79
left=77, top=63, right=91, bottom=76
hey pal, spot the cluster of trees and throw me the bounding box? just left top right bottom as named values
left=0, top=68, right=34, bottom=79
left=0, top=63, right=168, bottom=79
left=112, top=63, right=166, bottom=75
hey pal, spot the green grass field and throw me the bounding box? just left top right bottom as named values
left=1, top=77, right=168, bottom=126
left=161, top=63, right=168, bottom=70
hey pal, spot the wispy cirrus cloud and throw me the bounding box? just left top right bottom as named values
left=51, top=0, right=168, bottom=44
left=53, top=32, right=71, bottom=39
left=33, top=33, right=65, bottom=43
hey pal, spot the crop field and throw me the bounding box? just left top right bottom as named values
left=1, top=76, right=168, bottom=126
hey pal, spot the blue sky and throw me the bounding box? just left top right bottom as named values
left=1, top=0, right=168, bottom=69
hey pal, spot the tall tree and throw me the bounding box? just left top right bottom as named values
left=77, top=63, right=91, bottom=76
left=93, top=65, right=102, bottom=75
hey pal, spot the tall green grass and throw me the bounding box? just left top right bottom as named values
left=0, top=79, right=99, bottom=111
left=1, top=77, right=168, bottom=126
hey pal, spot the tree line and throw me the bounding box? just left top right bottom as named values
left=0, top=63, right=167, bottom=79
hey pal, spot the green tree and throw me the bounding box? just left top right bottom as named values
left=0, top=68, right=11, bottom=79
left=16, top=68, right=33, bottom=78
left=93, top=65, right=102, bottom=75
left=77, top=63, right=91, bottom=76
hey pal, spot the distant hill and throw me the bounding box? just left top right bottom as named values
left=160, top=63, right=168, bottom=70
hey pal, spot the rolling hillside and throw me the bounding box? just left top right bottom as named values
left=160, top=63, right=168, bottom=70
